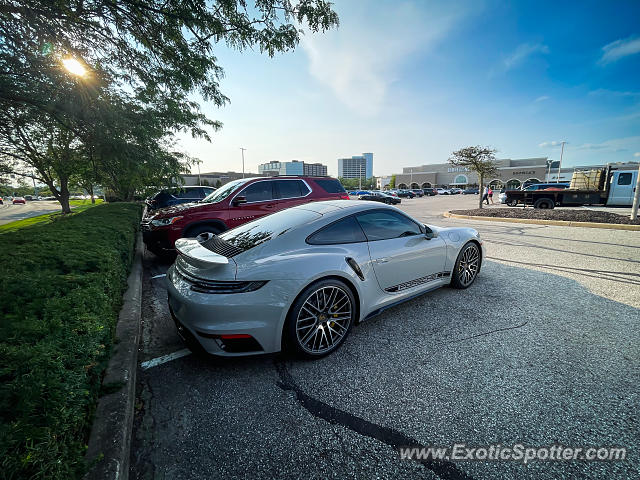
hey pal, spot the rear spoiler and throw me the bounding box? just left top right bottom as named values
left=175, top=235, right=229, bottom=269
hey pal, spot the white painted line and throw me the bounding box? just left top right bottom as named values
left=140, top=348, right=192, bottom=370
left=151, top=273, right=167, bottom=279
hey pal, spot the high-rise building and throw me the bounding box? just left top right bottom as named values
left=337, top=153, right=373, bottom=179
left=303, top=162, right=328, bottom=176
left=257, top=160, right=328, bottom=177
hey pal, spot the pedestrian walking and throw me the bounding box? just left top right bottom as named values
left=482, top=186, right=489, bottom=205
left=488, top=186, right=494, bottom=204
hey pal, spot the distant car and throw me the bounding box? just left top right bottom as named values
left=353, top=190, right=371, bottom=196
left=422, top=188, right=438, bottom=196
left=385, top=191, right=399, bottom=197
left=449, top=188, right=463, bottom=195
left=348, top=191, right=357, bottom=195
left=146, top=186, right=216, bottom=211
left=436, top=188, right=451, bottom=195
left=396, top=190, right=415, bottom=198
left=358, top=191, right=401, bottom=205
left=462, top=188, right=479, bottom=195
left=411, top=189, right=424, bottom=197
left=12, top=197, right=26, bottom=205
left=24, top=195, right=33, bottom=201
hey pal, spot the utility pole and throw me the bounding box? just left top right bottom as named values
left=631, top=163, right=640, bottom=221
left=240, top=147, right=247, bottom=178
left=557, top=141, right=566, bottom=183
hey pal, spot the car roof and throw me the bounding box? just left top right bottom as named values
left=291, top=199, right=396, bottom=217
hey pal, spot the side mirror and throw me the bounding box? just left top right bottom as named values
left=233, top=195, right=247, bottom=206
left=423, top=225, right=438, bottom=239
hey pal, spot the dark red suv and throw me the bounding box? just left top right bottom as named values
left=142, top=176, right=349, bottom=256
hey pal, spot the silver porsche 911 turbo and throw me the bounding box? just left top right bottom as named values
left=166, top=201, right=484, bottom=358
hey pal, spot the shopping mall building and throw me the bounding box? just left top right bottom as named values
left=393, top=157, right=575, bottom=190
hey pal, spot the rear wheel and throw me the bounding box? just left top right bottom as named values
left=450, top=242, right=481, bottom=289
left=284, top=279, right=355, bottom=359
left=506, top=198, right=518, bottom=206
left=533, top=198, right=554, bottom=209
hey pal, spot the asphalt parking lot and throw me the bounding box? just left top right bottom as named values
left=131, top=194, right=639, bottom=479
left=0, top=200, right=63, bottom=225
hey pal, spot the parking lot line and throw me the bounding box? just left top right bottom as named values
left=140, top=348, right=192, bottom=370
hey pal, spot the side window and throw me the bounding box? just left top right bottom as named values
left=307, top=216, right=367, bottom=245
left=356, top=211, right=422, bottom=241
left=275, top=180, right=308, bottom=199
left=240, top=182, right=274, bottom=203
left=314, top=178, right=346, bottom=193
left=617, top=173, right=632, bottom=186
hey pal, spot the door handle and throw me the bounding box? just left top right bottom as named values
left=376, top=257, right=389, bottom=264
left=265, top=204, right=275, bottom=209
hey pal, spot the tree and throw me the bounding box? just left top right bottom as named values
left=0, top=1, right=339, bottom=140
left=215, top=180, right=222, bottom=188
left=449, top=146, right=499, bottom=209
left=389, top=175, right=396, bottom=189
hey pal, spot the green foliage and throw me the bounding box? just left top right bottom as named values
left=0, top=203, right=143, bottom=479
left=338, top=177, right=377, bottom=190
left=389, top=175, right=396, bottom=189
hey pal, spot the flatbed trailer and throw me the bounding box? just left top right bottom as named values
left=505, top=165, right=637, bottom=209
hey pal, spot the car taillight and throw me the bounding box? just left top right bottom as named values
left=339, top=194, right=350, bottom=200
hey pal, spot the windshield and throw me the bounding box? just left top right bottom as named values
left=200, top=179, right=247, bottom=203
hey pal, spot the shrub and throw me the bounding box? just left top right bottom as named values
left=0, top=203, right=143, bottom=479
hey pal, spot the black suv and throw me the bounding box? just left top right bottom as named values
left=146, top=186, right=216, bottom=210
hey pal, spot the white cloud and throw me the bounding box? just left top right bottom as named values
left=539, top=140, right=564, bottom=148
left=634, top=152, right=640, bottom=157
left=599, top=35, right=640, bottom=64
left=300, top=2, right=471, bottom=116
left=502, top=42, right=549, bottom=71
left=534, top=95, right=550, bottom=102
left=573, top=136, right=640, bottom=152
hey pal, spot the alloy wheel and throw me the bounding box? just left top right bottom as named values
left=295, top=286, right=352, bottom=354
left=457, top=244, right=480, bottom=287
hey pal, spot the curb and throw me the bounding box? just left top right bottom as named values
left=85, top=231, right=144, bottom=480
left=443, top=211, right=640, bottom=231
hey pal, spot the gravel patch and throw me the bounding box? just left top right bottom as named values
left=451, top=208, right=639, bottom=224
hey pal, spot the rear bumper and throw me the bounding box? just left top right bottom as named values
left=166, top=267, right=303, bottom=356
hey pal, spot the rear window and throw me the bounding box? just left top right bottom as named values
left=275, top=180, right=310, bottom=199
left=307, top=216, right=367, bottom=245
left=314, top=178, right=346, bottom=194
left=219, top=208, right=321, bottom=252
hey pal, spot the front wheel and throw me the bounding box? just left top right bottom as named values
left=284, top=279, right=355, bottom=359
left=506, top=198, right=518, bottom=206
left=450, top=242, right=481, bottom=289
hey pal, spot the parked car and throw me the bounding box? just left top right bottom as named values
left=167, top=200, right=484, bottom=358
left=12, top=197, right=26, bottom=204
left=358, top=191, right=401, bottom=205
left=462, top=188, right=479, bottom=194
left=449, top=188, right=463, bottom=195
left=411, top=189, right=424, bottom=197
left=396, top=190, right=415, bottom=198
left=24, top=195, right=33, bottom=201
left=146, top=186, right=216, bottom=211
left=436, top=188, right=451, bottom=195
left=142, top=176, right=350, bottom=256
left=422, top=188, right=438, bottom=196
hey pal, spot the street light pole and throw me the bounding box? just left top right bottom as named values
left=240, top=148, right=247, bottom=178
left=557, top=141, right=565, bottom=183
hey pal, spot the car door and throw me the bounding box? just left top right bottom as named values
left=273, top=179, right=311, bottom=210
left=607, top=171, right=636, bottom=206
left=356, top=210, right=446, bottom=293
left=227, top=181, right=277, bottom=228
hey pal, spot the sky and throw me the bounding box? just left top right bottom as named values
left=177, top=0, right=640, bottom=177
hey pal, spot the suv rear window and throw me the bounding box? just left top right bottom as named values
left=275, top=180, right=309, bottom=199
left=314, top=178, right=346, bottom=194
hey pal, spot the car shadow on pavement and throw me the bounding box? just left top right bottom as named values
left=131, top=260, right=639, bottom=480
